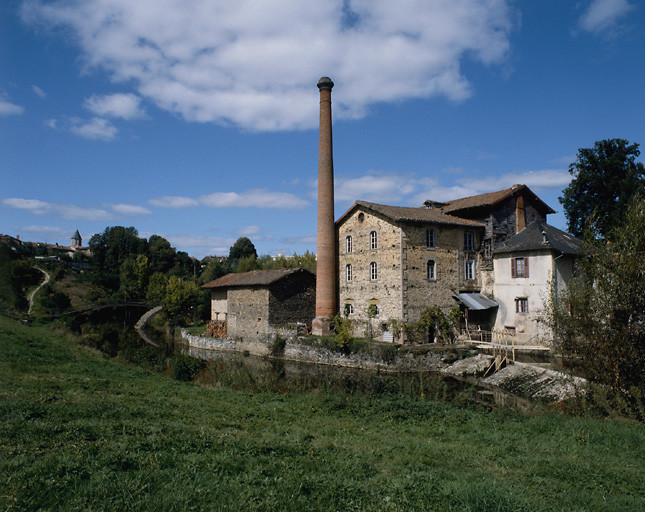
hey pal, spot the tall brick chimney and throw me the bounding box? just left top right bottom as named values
left=312, top=76, right=337, bottom=335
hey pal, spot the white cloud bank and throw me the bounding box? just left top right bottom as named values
left=22, top=0, right=513, bottom=131
left=2, top=198, right=152, bottom=220
left=150, top=189, right=309, bottom=209
left=579, top=0, right=634, bottom=34
left=334, top=168, right=571, bottom=206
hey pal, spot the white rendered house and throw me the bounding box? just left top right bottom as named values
left=491, top=221, right=582, bottom=345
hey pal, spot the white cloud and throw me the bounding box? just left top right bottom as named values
left=149, top=189, right=309, bottom=209
left=147, top=233, right=235, bottom=257
left=148, top=196, right=200, bottom=208
left=44, top=118, right=57, bottom=129
left=3, top=197, right=114, bottom=220
left=4, top=197, right=156, bottom=220
left=331, top=168, right=572, bottom=206
left=109, top=203, right=152, bottom=215
left=468, top=169, right=571, bottom=192
left=19, top=225, right=69, bottom=236
left=200, top=189, right=310, bottom=209
left=69, top=117, right=117, bottom=140
left=579, top=0, right=634, bottom=34
left=236, top=225, right=261, bottom=236
left=22, top=0, right=514, bottom=131
left=84, top=93, right=146, bottom=119
left=281, top=235, right=316, bottom=244
left=32, top=85, right=46, bottom=98
left=0, top=99, right=24, bottom=116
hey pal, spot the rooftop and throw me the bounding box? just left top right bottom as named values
left=337, top=200, right=485, bottom=227
left=430, top=184, right=556, bottom=215
left=201, top=267, right=312, bottom=289
left=494, top=220, right=583, bottom=255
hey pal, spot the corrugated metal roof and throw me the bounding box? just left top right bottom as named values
left=454, top=293, right=498, bottom=310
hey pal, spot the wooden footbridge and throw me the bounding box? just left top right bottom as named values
left=463, top=329, right=549, bottom=376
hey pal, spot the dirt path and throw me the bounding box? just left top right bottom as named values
left=28, top=267, right=50, bottom=316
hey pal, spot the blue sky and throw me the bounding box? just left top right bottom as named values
left=1, top=0, right=643, bottom=258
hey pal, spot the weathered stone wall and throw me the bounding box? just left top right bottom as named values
left=404, top=224, right=466, bottom=321
left=268, top=273, right=316, bottom=328
left=337, top=208, right=403, bottom=336
left=227, top=287, right=270, bottom=339
left=180, top=329, right=446, bottom=373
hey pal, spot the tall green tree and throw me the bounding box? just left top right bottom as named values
left=89, top=226, right=148, bottom=289
left=559, top=139, right=644, bottom=238
left=546, top=198, right=644, bottom=404
left=228, top=237, right=257, bottom=261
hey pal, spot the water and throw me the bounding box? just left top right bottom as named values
left=70, top=307, right=538, bottom=411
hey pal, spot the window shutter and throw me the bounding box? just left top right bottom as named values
left=524, top=257, right=529, bottom=278
left=511, top=258, right=517, bottom=278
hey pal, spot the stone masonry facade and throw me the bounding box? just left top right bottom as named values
left=337, top=203, right=485, bottom=341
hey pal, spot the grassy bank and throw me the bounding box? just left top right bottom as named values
left=1, top=316, right=643, bottom=511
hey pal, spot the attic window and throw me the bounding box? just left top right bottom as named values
left=358, top=213, right=365, bottom=224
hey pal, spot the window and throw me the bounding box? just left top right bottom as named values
left=515, top=297, right=529, bottom=314
left=511, top=257, right=529, bottom=278
left=426, top=229, right=435, bottom=248
left=346, top=264, right=352, bottom=282
left=464, top=259, right=475, bottom=280
left=370, top=230, right=378, bottom=250
left=344, top=303, right=354, bottom=316
left=358, top=212, right=365, bottom=224
left=427, top=260, right=436, bottom=280
left=370, top=261, right=378, bottom=281
left=346, top=235, right=353, bottom=253
left=464, top=231, right=475, bottom=251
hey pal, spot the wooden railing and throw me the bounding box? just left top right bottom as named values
left=465, top=328, right=516, bottom=376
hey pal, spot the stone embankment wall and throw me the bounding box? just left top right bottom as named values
left=179, top=329, right=448, bottom=373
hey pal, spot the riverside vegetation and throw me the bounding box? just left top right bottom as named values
left=1, top=315, right=644, bottom=512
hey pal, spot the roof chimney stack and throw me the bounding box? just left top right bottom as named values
left=312, top=77, right=337, bottom=335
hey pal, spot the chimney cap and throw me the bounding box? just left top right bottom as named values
left=317, top=77, right=334, bottom=90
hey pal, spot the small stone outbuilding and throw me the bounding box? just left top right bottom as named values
left=201, top=268, right=316, bottom=341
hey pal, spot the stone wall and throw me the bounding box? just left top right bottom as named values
left=268, top=272, right=316, bottom=328
left=227, top=287, right=270, bottom=339
left=180, top=329, right=446, bottom=373
left=403, top=224, right=482, bottom=322
left=338, top=207, right=403, bottom=336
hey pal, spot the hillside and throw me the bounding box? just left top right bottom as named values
left=1, top=316, right=643, bottom=511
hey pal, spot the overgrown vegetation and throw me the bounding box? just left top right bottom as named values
left=1, top=315, right=643, bottom=511
left=545, top=197, right=645, bottom=419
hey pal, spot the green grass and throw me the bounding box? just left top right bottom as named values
left=1, top=316, right=643, bottom=511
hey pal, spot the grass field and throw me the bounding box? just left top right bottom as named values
left=1, top=316, right=643, bottom=511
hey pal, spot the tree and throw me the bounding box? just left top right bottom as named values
left=559, top=139, right=644, bottom=238
left=546, top=198, right=644, bottom=405
left=89, top=226, right=148, bottom=289
left=229, top=237, right=257, bottom=261
left=162, top=276, right=202, bottom=325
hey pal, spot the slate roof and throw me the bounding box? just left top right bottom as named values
left=201, top=267, right=312, bottom=289
left=72, top=229, right=82, bottom=240
left=436, top=185, right=556, bottom=215
left=494, top=220, right=583, bottom=255
left=336, top=200, right=485, bottom=228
